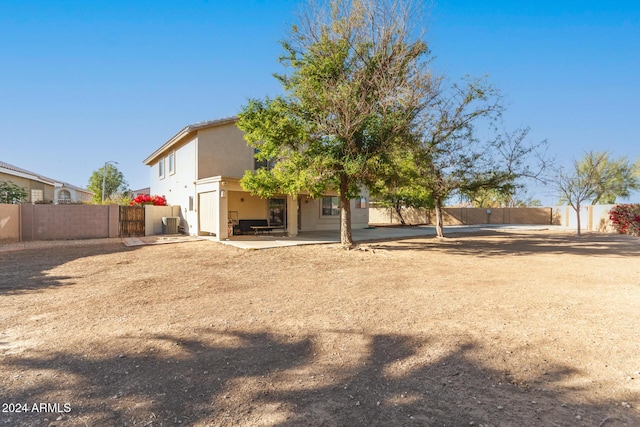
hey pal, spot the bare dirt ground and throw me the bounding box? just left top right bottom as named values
left=1, top=229, right=639, bottom=427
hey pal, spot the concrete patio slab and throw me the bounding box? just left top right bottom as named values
left=219, top=224, right=564, bottom=250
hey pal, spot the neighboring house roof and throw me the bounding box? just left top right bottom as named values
left=143, top=116, right=238, bottom=165
left=55, top=181, right=93, bottom=195
left=132, top=187, right=151, bottom=195
left=0, top=160, right=92, bottom=194
left=0, top=160, right=56, bottom=186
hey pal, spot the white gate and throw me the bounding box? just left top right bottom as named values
left=198, top=191, right=217, bottom=234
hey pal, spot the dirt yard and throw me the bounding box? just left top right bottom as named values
left=1, top=229, right=639, bottom=426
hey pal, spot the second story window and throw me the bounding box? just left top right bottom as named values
left=253, top=148, right=275, bottom=171
left=168, top=151, right=175, bottom=175
left=158, top=158, right=165, bottom=179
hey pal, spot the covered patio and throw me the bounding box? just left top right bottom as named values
left=218, top=224, right=560, bottom=249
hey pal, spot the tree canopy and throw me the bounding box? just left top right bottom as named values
left=462, top=127, right=550, bottom=208
left=87, top=163, right=128, bottom=204
left=238, top=0, right=432, bottom=247
left=556, top=151, right=639, bottom=236
left=555, top=154, right=602, bottom=236
left=238, top=0, right=554, bottom=242
left=576, top=151, right=639, bottom=205
left=411, top=77, right=508, bottom=237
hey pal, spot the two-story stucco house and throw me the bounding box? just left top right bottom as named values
left=143, top=117, right=369, bottom=240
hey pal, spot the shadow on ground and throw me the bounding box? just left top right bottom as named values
left=3, top=330, right=637, bottom=426
left=368, top=231, right=640, bottom=258
left=0, top=243, right=136, bottom=295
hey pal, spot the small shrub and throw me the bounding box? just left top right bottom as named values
left=609, top=204, right=640, bottom=236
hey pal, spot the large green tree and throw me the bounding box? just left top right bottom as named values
left=238, top=0, right=432, bottom=247
left=87, top=163, right=128, bottom=204
left=0, top=181, right=28, bottom=204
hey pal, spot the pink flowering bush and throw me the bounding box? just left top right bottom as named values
left=130, top=194, right=167, bottom=206
left=609, top=204, right=640, bottom=236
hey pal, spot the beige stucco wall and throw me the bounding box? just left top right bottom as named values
left=368, top=207, right=429, bottom=225
left=227, top=191, right=268, bottom=221
left=226, top=191, right=370, bottom=234
left=555, top=204, right=618, bottom=233
left=197, top=123, right=253, bottom=180
left=370, top=206, right=556, bottom=226
left=0, top=204, right=20, bottom=243
left=0, top=174, right=30, bottom=199
left=299, top=196, right=369, bottom=231
left=368, top=205, right=630, bottom=232
left=150, top=135, right=198, bottom=235
left=147, top=120, right=375, bottom=238
left=0, top=173, right=54, bottom=203
left=144, top=205, right=182, bottom=236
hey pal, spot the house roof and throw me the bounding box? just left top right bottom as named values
left=0, top=160, right=92, bottom=194
left=0, top=160, right=56, bottom=186
left=56, top=181, right=93, bottom=195
left=143, top=116, right=239, bottom=165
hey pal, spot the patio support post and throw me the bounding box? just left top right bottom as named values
left=217, top=184, right=229, bottom=240
left=287, top=195, right=298, bottom=237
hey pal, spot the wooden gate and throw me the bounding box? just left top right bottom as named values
left=119, top=206, right=145, bottom=237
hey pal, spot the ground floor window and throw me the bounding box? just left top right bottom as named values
left=31, top=189, right=43, bottom=203
left=355, top=196, right=367, bottom=209
left=322, top=197, right=340, bottom=216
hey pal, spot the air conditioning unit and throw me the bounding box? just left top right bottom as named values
left=162, top=217, right=180, bottom=234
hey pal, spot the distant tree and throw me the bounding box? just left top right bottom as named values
left=464, top=187, right=543, bottom=208
left=0, top=181, right=28, bottom=204
left=238, top=0, right=432, bottom=247
left=87, top=164, right=128, bottom=204
left=575, top=151, right=640, bottom=205
left=370, top=146, right=433, bottom=225
left=463, top=127, right=551, bottom=207
left=413, top=77, right=507, bottom=238
left=555, top=156, right=604, bottom=236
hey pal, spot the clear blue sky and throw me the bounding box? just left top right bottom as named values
left=1, top=0, right=638, bottom=205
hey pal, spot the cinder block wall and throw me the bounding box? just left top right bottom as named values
left=0, top=204, right=20, bottom=243
left=370, top=207, right=555, bottom=226
left=20, top=204, right=118, bottom=241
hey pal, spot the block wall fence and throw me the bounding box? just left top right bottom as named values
left=0, top=204, right=181, bottom=243
left=368, top=205, right=619, bottom=233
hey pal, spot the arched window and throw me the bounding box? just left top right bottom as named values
left=58, top=189, right=71, bottom=204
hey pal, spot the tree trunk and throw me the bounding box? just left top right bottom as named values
left=434, top=195, right=444, bottom=238
left=394, top=201, right=406, bottom=226
left=575, top=202, right=582, bottom=236
left=339, top=174, right=354, bottom=248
